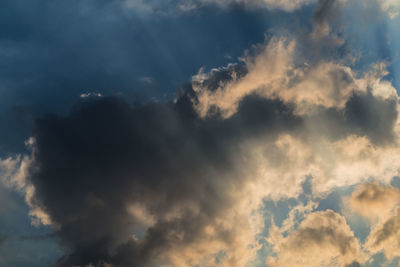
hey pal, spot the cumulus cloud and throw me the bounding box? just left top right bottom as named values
left=192, top=37, right=398, bottom=118
left=2, top=1, right=399, bottom=265
left=267, top=210, right=363, bottom=267
left=27, top=95, right=281, bottom=267
left=191, top=32, right=400, bottom=200
left=8, top=21, right=398, bottom=265
left=21, top=61, right=400, bottom=266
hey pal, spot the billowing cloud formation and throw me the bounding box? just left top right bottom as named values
left=192, top=38, right=397, bottom=118
left=2, top=0, right=400, bottom=266
left=27, top=94, right=285, bottom=267
left=267, top=210, right=363, bottom=267
left=5, top=23, right=397, bottom=265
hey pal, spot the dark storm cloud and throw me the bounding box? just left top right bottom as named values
left=28, top=88, right=301, bottom=267
left=25, top=65, right=400, bottom=266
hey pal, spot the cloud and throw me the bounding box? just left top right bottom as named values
left=376, top=0, right=400, bottom=18
left=348, top=183, right=400, bottom=260
left=23, top=73, right=400, bottom=266
left=123, top=0, right=316, bottom=13
left=192, top=37, right=398, bottom=118
left=267, top=210, right=364, bottom=267
left=204, top=0, right=400, bottom=18
left=347, top=182, right=400, bottom=221
left=191, top=35, right=400, bottom=199
left=27, top=95, right=291, bottom=266
left=365, top=208, right=400, bottom=260
left=2, top=1, right=399, bottom=265
left=0, top=143, right=52, bottom=227
left=0, top=1, right=399, bottom=266
left=199, top=0, right=315, bottom=12
left=84, top=0, right=400, bottom=17
left=80, top=93, right=103, bottom=99
left=311, top=0, right=346, bottom=42
left=10, top=25, right=399, bottom=265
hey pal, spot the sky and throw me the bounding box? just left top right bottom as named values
left=1, top=0, right=400, bottom=266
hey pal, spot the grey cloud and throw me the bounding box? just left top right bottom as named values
left=22, top=27, right=400, bottom=263
left=28, top=91, right=299, bottom=267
